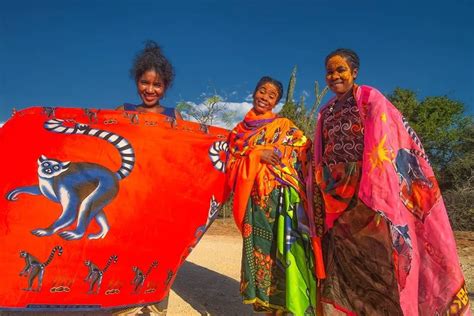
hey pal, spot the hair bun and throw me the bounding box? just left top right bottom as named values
left=144, top=40, right=162, bottom=55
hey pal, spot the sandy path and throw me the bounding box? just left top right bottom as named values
left=168, top=233, right=252, bottom=315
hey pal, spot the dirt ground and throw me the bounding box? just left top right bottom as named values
left=166, top=220, right=474, bottom=315
left=167, top=219, right=249, bottom=315
left=454, top=231, right=474, bottom=299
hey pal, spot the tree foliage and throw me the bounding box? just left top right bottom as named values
left=177, top=95, right=236, bottom=128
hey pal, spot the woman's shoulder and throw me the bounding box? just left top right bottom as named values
left=274, top=116, right=301, bottom=130
left=356, top=85, right=386, bottom=100
left=274, top=116, right=293, bottom=124
left=356, top=85, right=402, bottom=118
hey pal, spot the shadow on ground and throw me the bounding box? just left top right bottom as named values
left=171, top=261, right=252, bottom=315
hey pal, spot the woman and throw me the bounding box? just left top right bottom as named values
left=226, top=76, right=325, bottom=315
left=113, top=41, right=179, bottom=316
left=117, top=40, right=182, bottom=120
left=314, top=48, right=470, bottom=315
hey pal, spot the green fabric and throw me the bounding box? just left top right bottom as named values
left=241, top=187, right=317, bottom=315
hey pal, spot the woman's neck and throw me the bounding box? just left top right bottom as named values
left=251, top=108, right=276, bottom=118
left=335, top=87, right=354, bottom=103
left=138, top=103, right=165, bottom=114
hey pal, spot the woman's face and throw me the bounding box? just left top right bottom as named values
left=325, top=55, right=358, bottom=98
left=136, top=69, right=165, bottom=107
left=253, top=82, right=279, bottom=115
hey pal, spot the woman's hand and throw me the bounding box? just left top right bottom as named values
left=259, top=149, right=280, bottom=165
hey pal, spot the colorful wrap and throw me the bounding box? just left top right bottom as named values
left=314, top=86, right=470, bottom=315
left=226, top=109, right=325, bottom=280
left=0, top=107, right=229, bottom=312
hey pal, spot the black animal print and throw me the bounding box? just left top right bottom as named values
left=84, top=255, right=118, bottom=294
left=19, top=245, right=63, bottom=291
left=131, top=260, right=158, bottom=293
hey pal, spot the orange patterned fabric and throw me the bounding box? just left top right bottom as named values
left=226, top=109, right=325, bottom=279
left=227, top=109, right=307, bottom=230
left=0, top=107, right=229, bottom=311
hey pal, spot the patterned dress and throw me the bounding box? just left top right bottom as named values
left=227, top=109, right=319, bottom=315
left=317, top=92, right=403, bottom=315
left=314, top=85, right=470, bottom=315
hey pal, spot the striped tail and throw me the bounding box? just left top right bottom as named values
left=208, top=141, right=228, bottom=172
left=410, top=149, right=430, bottom=164
left=402, top=117, right=430, bottom=164
left=144, top=261, right=158, bottom=278
left=44, top=119, right=135, bottom=179
left=42, top=245, right=63, bottom=267
left=102, top=255, right=118, bottom=273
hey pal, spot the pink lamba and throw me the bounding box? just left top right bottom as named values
left=314, top=85, right=470, bottom=315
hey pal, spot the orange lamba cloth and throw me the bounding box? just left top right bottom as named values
left=0, top=107, right=229, bottom=311
left=226, top=110, right=307, bottom=230
left=226, top=109, right=325, bottom=279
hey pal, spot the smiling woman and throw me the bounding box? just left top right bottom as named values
left=116, top=41, right=182, bottom=120
left=112, top=41, right=183, bottom=316
left=226, top=76, right=325, bottom=315
left=252, top=80, right=280, bottom=115
left=314, top=48, right=470, bottom=315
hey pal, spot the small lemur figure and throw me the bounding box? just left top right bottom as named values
left=84, top=254, right=118, bottom=294
left=196, top=195, right=221, bottom=239
left=6, top=119, right=135, bottom=240
left=19, top=245, right=63, bottom=291
left=131, top=260, right=158, bottom=293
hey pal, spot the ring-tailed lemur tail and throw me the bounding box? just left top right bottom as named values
left=409, top=149, right=430, bottom=165
left=102, top=255, right=118, bottom=273
left=401, top=117, right=430, bottom=164
left=42, top=245, right=63, bottom=267
left=144, top=261, right=158, bottom=279
left=44, top=119, right=135, bottom=179
left=208, top=141, right=228, bottom=172
left=19, top=245, right=63, bottom=291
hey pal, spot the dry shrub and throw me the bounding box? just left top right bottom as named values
left=444, top=175, right=474, bottom=231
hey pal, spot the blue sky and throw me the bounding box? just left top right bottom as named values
left=0, top=0, right=472, bottom=124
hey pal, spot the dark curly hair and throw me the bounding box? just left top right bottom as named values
left=253, top=76, right=284, bottom=103
left=325, top=48, right=360, bottom=71
left=130, top=40, right=174, bottom=90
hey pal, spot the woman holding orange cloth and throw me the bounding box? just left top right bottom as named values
left=226, top=76, right=325, bottom=315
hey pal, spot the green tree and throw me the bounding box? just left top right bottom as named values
left=177, top=95, right=236, bottom=128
